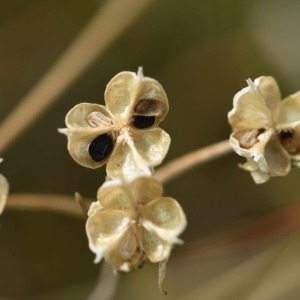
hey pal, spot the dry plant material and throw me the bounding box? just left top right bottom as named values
left=59, top=68, right=186, bottom=294
left=86, top=176, right=186, bottom=272
left=0, top=159, right=9, bottom=214
left=228, top=76, right=300, bottom=183
left=59, top=67, right=170, bottom=180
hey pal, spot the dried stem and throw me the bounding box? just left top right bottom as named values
left=6, top=193, right=85, bottom=218
left=0, top=0, right=154, bottom=154
left=155, top=139, right=232, bottom=184
left=86, top=264, right=119, bottom=300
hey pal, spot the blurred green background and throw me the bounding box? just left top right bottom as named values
left=1, top=0, right=300, bottom=299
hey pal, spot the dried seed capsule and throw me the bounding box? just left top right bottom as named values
left=279, top=129, right=299, bottom=155
left=59, top=68, right=171, bottom=174
left=134, top=99, right=165, bottom=116
left=133, top=116, right=155, bottom=129
left=88, top=134, right=113, bottom=162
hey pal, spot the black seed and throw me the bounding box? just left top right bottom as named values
left=279, top=129, right=293, bottom=140
left=133, top=116, right=155, bottom=129
left=88, top=134, right=113, bottom=162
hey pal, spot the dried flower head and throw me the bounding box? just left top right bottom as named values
left=228, top=76, right=300, bottom=183
left=86, top=175, right=186, bottom=273
left=0, top=159, right=9, bottom=214
left=59, top=68, right=170, bottom=179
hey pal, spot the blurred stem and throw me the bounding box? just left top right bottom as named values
left=155, top=139, right=232, bottom=184
left=6, top=193, right=85, bottom=218
left=86, top=264, right=119, bottom=300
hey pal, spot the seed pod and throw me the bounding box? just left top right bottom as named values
left=59, top=68, right=171, bottom=176
left=105, top=67, right=169, bottom=126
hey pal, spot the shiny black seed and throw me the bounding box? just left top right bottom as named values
left=279, top=129, right=293, bottom=140
left=88, top=134, right=113, bottom=162
left=133, top=116, right=155, bottom=129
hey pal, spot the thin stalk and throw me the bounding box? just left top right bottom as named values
left=86, top=264, right=119, bottom=300
left=155, top=139, right=232, bottom=184
left=6, top=193, right=85, bottom=218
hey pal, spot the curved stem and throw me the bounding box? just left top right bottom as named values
left=155, top=139, right=232, bottom=184
left=6, top=193, right=86, bottom=218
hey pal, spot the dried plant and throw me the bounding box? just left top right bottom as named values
left=2, top=2, right=300, bottom=300
left=228, top=76, right=300, bottom=183
left=3, top=70, right=300, bottom=298
left=59, top=68, right=186, bottom=294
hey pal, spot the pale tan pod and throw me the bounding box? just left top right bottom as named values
left=97, top=181, right=135, bottom=212
left=130, top=175, right=163, bottom=205
left=64, top=102, right=112, bottom=129
left=228, top=79, right=272, bottom=131
left=105, top=228, right=145, bottom=272
left=141, top=197, right=187, bottom=243
left=240, top=158, right=271, bottom=184
left=131, top=128, right=171, bottom=166
left=104, top=71, right=141, bottom=121
left=86, top=208, right=131, bottom=263
left=255, top=76, right=281, bottom=114
left=132, top=69, right=169, bottom=126
left=59, top=102, right=115, bottom=169
left=106, top=140, right=144, bottom=180
left=140, top=226, right=172, bottom=263
left=0, top=171, right=9, bottom=214
left=275, top=91, right=300, bottom=124
left=263, top=136, right=291, bottom=176
left=59, top=69, right=170, bottom=176
left=228, top=76, right=300, bottom=183
left=65, top=129, right=113, bottom=169
left=86, top=175, right=186, bottom=269
left=104, top=68, right=169, bottom=126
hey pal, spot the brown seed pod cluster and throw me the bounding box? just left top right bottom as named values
left=228, top=76, right=300, bottom=183
left=59, top=68, right=186, bottom=293
left=59, top=68, right=171, bottom=179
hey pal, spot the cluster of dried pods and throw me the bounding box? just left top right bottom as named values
left=228, top=76, right=300, bottom=183
left=58, top=72, right=300, bottom=292
left=59, top=67, right=187, bottom=293
left=1, top=69, right=299, bottom=294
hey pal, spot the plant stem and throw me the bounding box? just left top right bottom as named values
left=86, top=264, right=119, bottom=300
left=155, top=139, right=232, bottom=184
left=6, top=193, right=85, bottom=218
